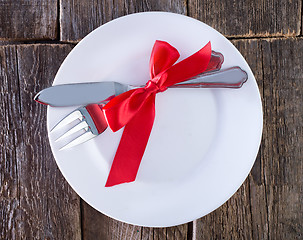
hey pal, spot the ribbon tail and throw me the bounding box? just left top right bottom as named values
left=105, top=95, right=156, bottom=187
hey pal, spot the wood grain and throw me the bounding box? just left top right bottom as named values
left=194, top=38, right=303, bottom=239
left=0, top=45, right=21, bottom=240
left=17, top=44, right=81, bottom=239
left=0, top=0, right=58, bottom=41
left=60, top=0, right=186, bottom=42
left=141, top=224, right=189, bottom=240
left=81, top=201, right=189, bottom=240
left=82, top=201, right=142, bottom=240
left=0, top=44, right=81, bottom=239
left=193, top=181, right=254, bottom=239
left=260, top=38, right=303, bottom=239
left=188, top=0, right=302, bottom=37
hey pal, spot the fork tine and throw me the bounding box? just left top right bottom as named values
left=51, top=110, right=83, bottom=132
left=55, top=120, right=89, bottom=142
left=59, top=131, right=96, bottom=151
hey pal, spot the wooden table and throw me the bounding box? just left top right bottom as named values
left=0, top=1, right=302, bottom=239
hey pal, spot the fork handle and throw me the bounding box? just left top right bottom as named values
left=86, top=104, right=108, bottom=134
left=206, top=51, right=224, bottom=72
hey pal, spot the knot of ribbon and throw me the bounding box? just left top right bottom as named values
left=144, top=80, right=167, bottom=93
left=103, top=40, right=211, bottom=187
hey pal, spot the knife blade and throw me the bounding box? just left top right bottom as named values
left=34, top=67, right=247, bottom=107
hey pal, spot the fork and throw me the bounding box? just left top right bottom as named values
left=51, top=103, right=108, bottom=150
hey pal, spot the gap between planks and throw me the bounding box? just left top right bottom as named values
left=1, top=35, right=303, bottom=47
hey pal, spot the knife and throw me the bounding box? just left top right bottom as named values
left=35, top=51, right=224, bottom=106
left=35, top=67, right=247, bottom=107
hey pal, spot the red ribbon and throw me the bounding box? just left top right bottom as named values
left=103, top=40, right=211, bottom=187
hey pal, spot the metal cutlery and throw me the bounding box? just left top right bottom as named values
left=35, top=66, right=247, bottom=107
left=50, top=66, right=248, bottom=150
left=52, top=103, right=107, bottom=150
left=35, top=51, right=224, bottom=107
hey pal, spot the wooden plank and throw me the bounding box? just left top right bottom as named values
left=194, top=38, right=303, bottom=239
left=16, top=44, right=82, bottom=239
left=193, top=181, right=254, bottom=239
left=0, top=43, right=81, bottom=239
left=0, top=0, right=58, bottom=40
left=60, top=0, right=186, bottom=42
left=260, top=38, right=303, bottom=239
left=0, top=45, right=21, bottom=240
left=233, top=39, right=269, bottom=240
left=188, top=0, right=302, bottom=37
left=82, top=201, right=142, bottom=240
left=141, top=224, right=189, bottom=240
left=82, top=201, right=189, bottom=240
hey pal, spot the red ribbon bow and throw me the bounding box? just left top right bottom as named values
left=103, top=40, right=211, bottom=187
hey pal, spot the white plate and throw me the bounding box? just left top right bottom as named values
left=48, top=12, right=263, bottom=227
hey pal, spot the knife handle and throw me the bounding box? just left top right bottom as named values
left=171, top=67, right=248, bottom=89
